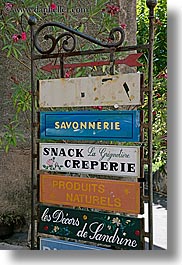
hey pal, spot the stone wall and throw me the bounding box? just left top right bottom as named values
left=0, top=149, right=31, bottom=218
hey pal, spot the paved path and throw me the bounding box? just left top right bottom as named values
left=0, top=243, right=28, bottom=250
left=140, top=191, right=167, bottom=250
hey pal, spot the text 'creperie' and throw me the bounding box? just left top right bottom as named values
left=43, top=147, right=136, bottom=173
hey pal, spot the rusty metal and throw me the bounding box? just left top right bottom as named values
left=29, top=0, right=157, bottom=250
left=29, top=16, right=37, bottom=250
left=146, top=0, right=158, bottom=250
left=40, top=53, right=143, bottom=73
left=34, top=22, right=125, bottom=54
left=32, top=44, right=149, bottom=61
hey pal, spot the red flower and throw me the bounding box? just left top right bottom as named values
left=97, top=106, right=103, bottom=110
left=50, top=3, right=57, bottom=10
left=120, top=23, right=127, bottom=30
left=65, top=70, right=71, bottom=78
left=21, top=32, right=27, bottom=41
left=105, top=4, right=120, bottom=16
left=156, top=93, right=161, bottom=98
left=65, top=68, right=74, bottom=78
left=92, top=106, right=103, bottom=111
left=157, top=72, right=167, bottom=79
left=12, top=34, right=19, bottom=42
left=5, top=2, right=13, bottom=10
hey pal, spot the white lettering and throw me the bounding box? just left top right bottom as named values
left=76, top=223, right=88, bottom=238
left=41, top=208, right=52, bottom=222
left=52, top=210, right=80, bottom=226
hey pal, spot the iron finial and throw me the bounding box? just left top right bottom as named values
left=28, top=16, right=37, bottom=26
left=146, top=0, right=158, bottom=8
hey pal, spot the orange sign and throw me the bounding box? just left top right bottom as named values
left=40, top=175, right=140, bottom=214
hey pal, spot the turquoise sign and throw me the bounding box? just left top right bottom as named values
left=40, top=110, right=140, bottom=142
left=38, top=205, right=144, bottom=250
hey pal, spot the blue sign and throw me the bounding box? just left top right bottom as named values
left=40, top=110, right=140, bottom=142
left=40, top=238, right=109, bottom=250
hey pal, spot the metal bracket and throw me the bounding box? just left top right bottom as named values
left=32, top=154, right=38, bottom=159
left=138, top=178, right=146, bottom=183
left=28, top=17, right=125, bottom=55
left=141, top=123, right=150, bottom=129
left=33, top=122, right=39, bottom=127
left=141, top=195, right=149, bottom=202
left=144, top=232, right=150, bottom=238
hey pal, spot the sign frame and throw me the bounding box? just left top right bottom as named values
left=39, top=110, right=140, bottom=142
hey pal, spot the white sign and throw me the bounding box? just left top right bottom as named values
left=39, top=73, right=141, bottom=108
left=39, top=143, right=140, bottom=177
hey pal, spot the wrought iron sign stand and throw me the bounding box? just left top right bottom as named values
left=29, top=0, right=157, bottom=250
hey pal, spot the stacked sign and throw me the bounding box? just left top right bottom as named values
left=38, top=73, right=144, bottom=250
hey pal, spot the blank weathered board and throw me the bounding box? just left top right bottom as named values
left=38, top=205, right=144, bottom=250
left=38, top=73, right=141, bottom=108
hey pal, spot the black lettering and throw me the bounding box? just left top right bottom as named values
left=76, top=149, right=84, bottom=157
left=51, top=148, right=58, bottom=156
left=100, top=162, right=108, bottom=170
left=43, top=148, right=50, bottom=155
left=72, top=160, right=80, bottom=168
left=110, top=162, right=118, bottom=171
left=127, top=163, right=135, bottom=172
left=82, top=160, right=89, bottom=169
left=68, top=149, right=74, bottom=157
left=90, top=161, right=99, bottom=169
left=65, top=160, right=71, bottom=168
left=58, top=148, right=66, bottom=156
left=120, top=163, right=126, bottom=172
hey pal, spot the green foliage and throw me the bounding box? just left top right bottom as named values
left=11, top=82, right=31, bottom=114
left=137, top=0, right=167, bottom=74
left=0, top=0, right=123, bottom=153
left=1, top=120, right=25, bottom=153
left=137, top=0, right=167, bottom=172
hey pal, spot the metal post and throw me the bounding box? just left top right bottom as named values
left=28, top=16, right=37, bottom=250
left=146, top=0, right=157, bottom=250
left=60, top=55, right=64, bottom=78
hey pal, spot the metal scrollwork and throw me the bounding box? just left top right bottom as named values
left=33, top=21, right=125, bottom=54
left=36, top=32, right=76, bottom=54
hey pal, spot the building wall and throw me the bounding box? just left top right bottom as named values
left=0, top=149, right=31, bottom=218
